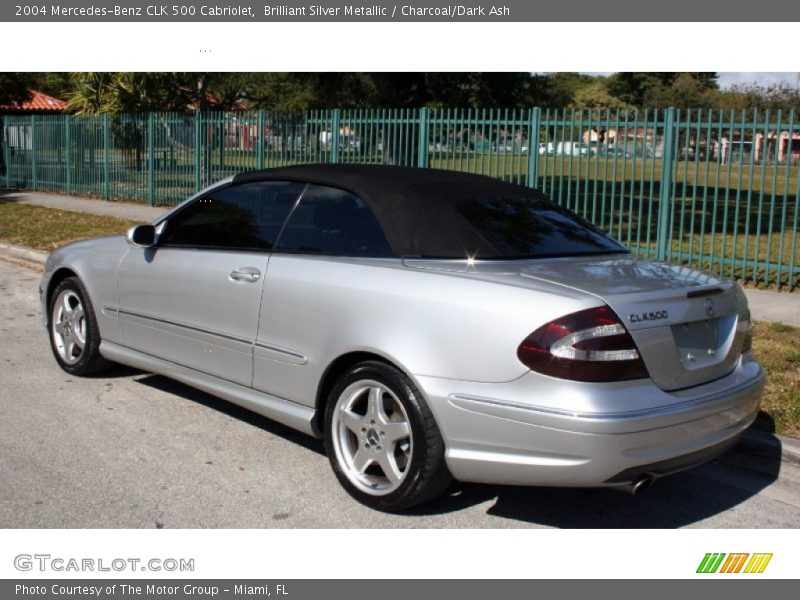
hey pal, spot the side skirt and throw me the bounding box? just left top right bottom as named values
left=100, top=341, right=319, bottom=438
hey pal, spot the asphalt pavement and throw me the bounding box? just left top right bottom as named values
left=1, top=258, right=799, bottom=528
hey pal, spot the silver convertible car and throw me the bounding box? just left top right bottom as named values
left=41, top=164, right=765, bottom=511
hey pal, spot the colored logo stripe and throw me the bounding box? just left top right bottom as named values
left=697, top=553, right=726, bottom=573
left=744, top=554, right=773, bottom=574
left=720, top=553, right=749, bottom=573
left=697, top=553, right=772, bottom=574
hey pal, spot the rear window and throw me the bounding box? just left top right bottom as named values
left=454, top=195, right=627, bottom=259
left=380, top=181, right=628, bottom=259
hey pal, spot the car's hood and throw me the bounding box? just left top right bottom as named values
left=50, top=234, right=125, bottom=254
left=45, top=235, right=127, bottom=271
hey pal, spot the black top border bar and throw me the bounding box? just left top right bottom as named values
left=3, top=1, right=797, bottom=21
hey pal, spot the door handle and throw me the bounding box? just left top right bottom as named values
left=229, top=267, right=261, bottom=283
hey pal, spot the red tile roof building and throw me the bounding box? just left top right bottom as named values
left=0, top=90, right=67, bottom=113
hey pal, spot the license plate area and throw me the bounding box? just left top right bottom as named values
left=671, top=315, right=736, bottom=369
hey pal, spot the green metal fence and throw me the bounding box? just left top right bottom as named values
left=2, top=108, right=799, bottom=289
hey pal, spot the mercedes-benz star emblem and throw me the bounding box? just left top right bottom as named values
left=705, top=297, right=716, bottom=317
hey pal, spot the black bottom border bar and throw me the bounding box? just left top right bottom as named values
left=3, top=580, right=795, bottom=600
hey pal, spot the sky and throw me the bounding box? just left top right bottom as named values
left=716, top=72, right=799, bottom=88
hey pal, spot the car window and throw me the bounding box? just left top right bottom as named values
left=382, top=181, right=628, bottom=259
left=275, top=185, right=394, bottom=257
left=159, top=181, right=305, bottom=251
left=454, top=194, right=627, bottom=259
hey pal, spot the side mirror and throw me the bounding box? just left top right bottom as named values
left=126, top=224, right=156, bottom=248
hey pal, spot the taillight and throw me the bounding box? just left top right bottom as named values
left=740, top=309, right=752, bottom=352
left=517, top=305, right=649, bottom=382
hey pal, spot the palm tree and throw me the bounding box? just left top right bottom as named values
left=72, top=72, right=224, bottom=112
left=65, top=73, right=122, bottom=114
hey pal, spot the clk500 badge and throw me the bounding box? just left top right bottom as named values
left=629, top=310, right=669, bottom=323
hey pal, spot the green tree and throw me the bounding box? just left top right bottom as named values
left=64, top=72, right=122, bottom=114
left=27, top=73, right=72, bottom=100
left=571, top=79, right=630, bottom=109
left=709, top=83, right=800, bottom=114
left=0, top=73, right=35, bottom=106
left=424, top=73, right=537, bottom=108
left=607, top=72, right=718, bottom=107
left=244, top=73, right=539, bottom=110
left=65, top=72, right=247, bottom=114
left=643, top=73, right=715, bottom=108
left=527, top=72, right=595, bottom=107
left=245, top=73, right=383, bottom=110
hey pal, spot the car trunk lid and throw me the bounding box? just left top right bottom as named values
left=518, top=255, right=750, bottom=391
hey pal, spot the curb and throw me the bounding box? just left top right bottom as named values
left=740, top=427, right=800, bottom=467
left=0, top=242, right=47, bottom=270
left=1, top=239, right=799, bottom=469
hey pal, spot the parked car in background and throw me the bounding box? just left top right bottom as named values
left=556, top=141, right=594, bottom=157
left=41, top=164, right=764, bottom=511
left=470, top=138, right=494, bottom=153
left=597, top=145, right=634, bottom=158
left=319, top=130, right=361, bottom=153
left=494, top=137, right=521, bottom=153
left=537, top=142, right=554, bottom=155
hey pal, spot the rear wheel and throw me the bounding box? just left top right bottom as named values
left=324, top=361, right=451, bottom=511
left=48, top=276, right=111, bottom=376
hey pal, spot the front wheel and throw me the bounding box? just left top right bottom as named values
left=48, top=276, right=111, bottom=376
left=324, top=361, right=451, bottom=511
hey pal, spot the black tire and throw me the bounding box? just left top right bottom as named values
left=48, top=276, right=111, bottom=376
left=323, top=361, right=452, bottom=511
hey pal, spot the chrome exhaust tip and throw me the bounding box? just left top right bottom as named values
left=629, top=475, right=655, bottom=495
left=615, top=474, right=655, bottom=495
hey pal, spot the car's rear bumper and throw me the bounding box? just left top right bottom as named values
left=416, top=354, right=764, bottom=487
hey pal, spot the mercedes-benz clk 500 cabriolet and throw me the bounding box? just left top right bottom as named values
left=41, top=164, right=765, bottom=511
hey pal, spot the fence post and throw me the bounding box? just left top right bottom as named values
left=194, top=111, right=202, bottom=192
left=330, top=109, right=340, bottom=164
left=257, top=110, right=266, bottom=170
left=31, top=115, right=37, bottom=190
left=65, top=115, right=72, bottom=195
left=656, top=107, right=677, bottom=261
left=218, top=117, right=225, bottom=173
left=147, top=113, right=155, bottom=206
left=527, top=107, right=541, bottom=189
left=417, top=107, right=429, bottom=168
left=3, top=118, right=10, bottom=188
left=103, top=115, right=110, bottom=200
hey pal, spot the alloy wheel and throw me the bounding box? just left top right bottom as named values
left=331, top=380, right=413, bottom=495
left=51, top=289, right=87, bottom=365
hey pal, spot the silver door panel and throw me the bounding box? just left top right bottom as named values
left=117, top=247, right=266, bottom=387
left=118, top=310, right=254, bottom=385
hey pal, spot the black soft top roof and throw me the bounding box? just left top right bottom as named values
left=232, top=163, right=532, bottom=203
left=232, top=164, right=551, bottom=257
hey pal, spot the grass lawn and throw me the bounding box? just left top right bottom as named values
left=429, top=156, right=800, bottom=196
left=634, top=231, right=800, bottom=290
left=0, top=203, right=138, bottom=251
left=751, top=321, right=800, bottom=438
left=0, top=201, right=797, bottom=437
